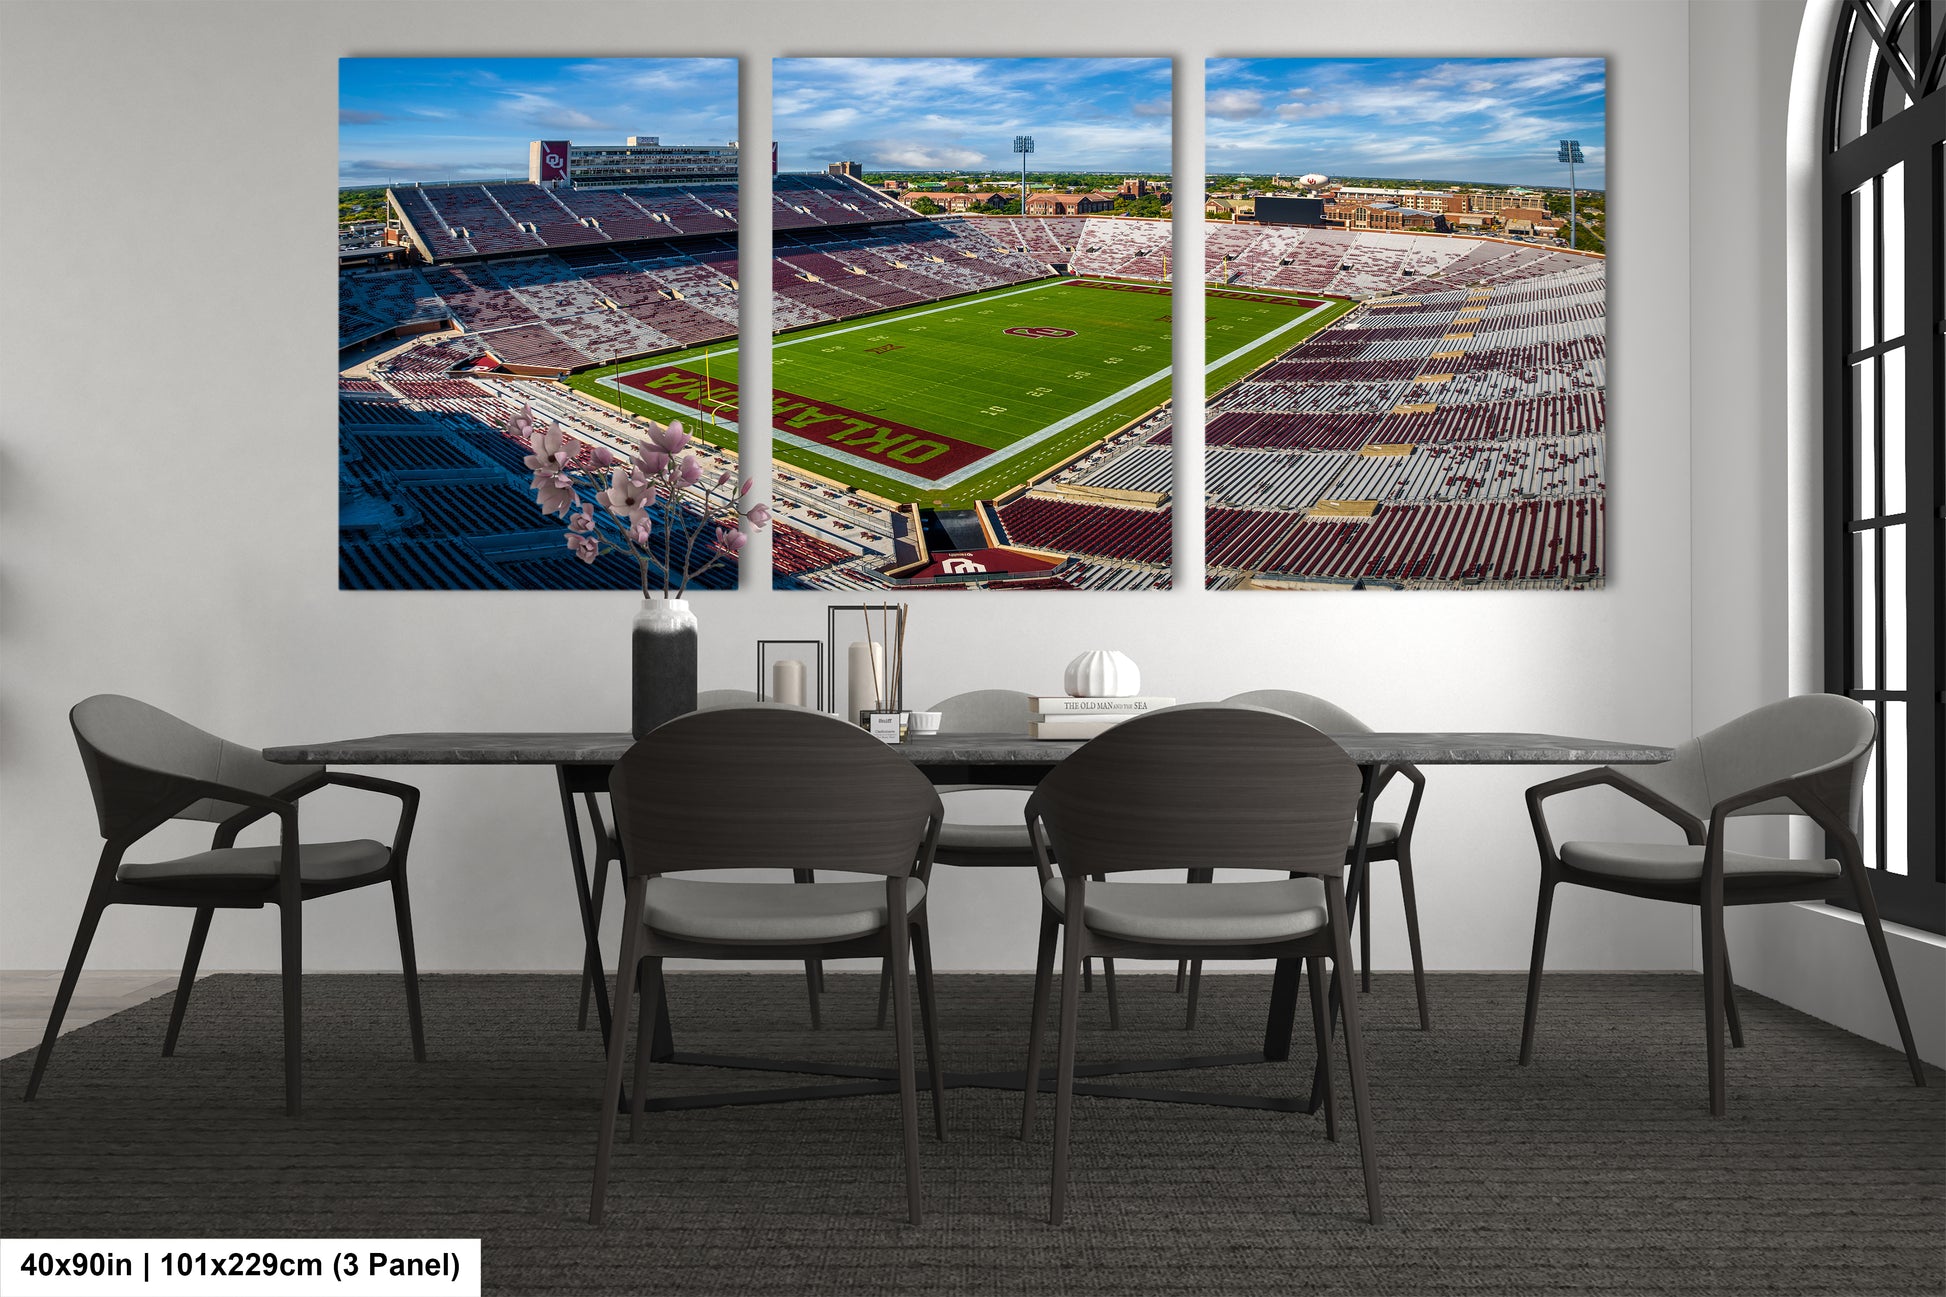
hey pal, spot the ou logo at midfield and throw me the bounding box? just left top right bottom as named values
left=941, top=557, right=990, bottom=574
left=1004, top=327, right=1076, bottom=339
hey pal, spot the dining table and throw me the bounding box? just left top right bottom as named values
left=266, top=727, right=1673, bottom=1114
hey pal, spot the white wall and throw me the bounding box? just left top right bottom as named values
left=4, top=1, right=1703, bottom=981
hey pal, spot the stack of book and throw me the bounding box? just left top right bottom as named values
left=1028, top=695, right=1177, bottom=740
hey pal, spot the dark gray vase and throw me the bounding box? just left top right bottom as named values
left=631, top=597, right=698, bottom=739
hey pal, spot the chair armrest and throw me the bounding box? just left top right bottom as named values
left=1395, top=763, right=1427, bottom=845
left=211, top=771, right=419, bottom=855
left=1703, top=763, right=1859, bottom=863
left=1526, top=766, right=1706, bottom=867
left=1023, top=792, right=1057, bottom=886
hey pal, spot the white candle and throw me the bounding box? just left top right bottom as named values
left=771, top=657, right=807, bottom=708
left=847, top=641, right=885, bottom=722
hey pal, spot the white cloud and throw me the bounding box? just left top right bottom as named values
left=1207, top=89, right=1265, bottom=120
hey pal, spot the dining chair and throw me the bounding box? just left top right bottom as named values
left=25, top=694, right=425, bottom=1116
left=1019, top=703, right=1381, bottom=1225
left=874, top=688, right=1123, bottom=1029
left=576, top=690, right=835, bottom=1030
left=590, top=706, right=947, bottom=1226
left=1177, top=689, right=1430, bottom=1030
left=1521, top=693, right=1926, bottom=1115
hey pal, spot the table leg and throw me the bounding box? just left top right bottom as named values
left=557, top=768, right=614, bottom=1046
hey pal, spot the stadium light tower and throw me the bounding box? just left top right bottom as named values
left=1013, top=135, right=1034, bottom=216
left=1556, top=138, right=1584, bottom=249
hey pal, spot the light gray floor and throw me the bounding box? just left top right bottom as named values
left=0, top=971, right=188, bottom=1060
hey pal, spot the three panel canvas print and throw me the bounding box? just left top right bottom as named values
left=338, top=56, right=1603, bottom=592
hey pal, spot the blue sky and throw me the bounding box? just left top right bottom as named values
left=773, top=58, right=1171, bottom=174
left=1206, top=58, right=1605, bottom=190
left=338, top=58, right=738, bottom=186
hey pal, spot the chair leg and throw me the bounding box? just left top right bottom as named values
left=1396, top=848, right=1430, bottom=1031
left=1722, top=947, right=1744, bottom=1049
left=1359, top=865, right=1372, bottom=993
left=279, top=897, right=303, bottom=1118
left=23, top=889, right=109, bottom=1101
left=1518, top=872, right=1557, bottom=1065
left=1328, top=879, right=1382, bottom=1225
left=162, top=906, right=214, bottom=1057
left=1020, top=915, right=1058, bottom=1140
left=1847, top=864, right=1926, bottom=1086
left=793, top=870, right=822, bottom=1030
left=886, top=883, right=923, bottom=1226
left=629, top=958, right=660, bottom=1142
left=911, top=922, right=947, bottom=1141
left=1702, top=891, right=1728, bottom=1117
left=591, top=878, right=645, bottom=1225
left=875, top=959, right=891, bottom=1029
left=1050, top=918, right=1086, bottom=1225
left=391, top=876, right=427, bottom=1062
left=1182, top=869, right=1212, bottom=1027
left=1101, top=958, right=1120, bottom=1030
left=1307, top=955, right=1337, bottom=1142
left=1082, top=957, right=1093, bottom=993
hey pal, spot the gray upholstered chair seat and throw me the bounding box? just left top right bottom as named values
left=116, top=838, right=391, bottom=888
left=645, top=876, right=927, bottom=943
left=936, top=821, right=1030, bottom=853
left=1043, top=875, right=1329, bottom=944
left=1359, top=821, right=1400, bottom=849
left=1559, top=840, right=1841, bottom=883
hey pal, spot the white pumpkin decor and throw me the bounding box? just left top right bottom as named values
left=1064, top=650, right=1141, bottom=698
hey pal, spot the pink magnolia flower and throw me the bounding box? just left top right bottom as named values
left=597, top=467, right=651, bottom=521
left=587, top=442, right=617, bottom=469
left=738, top=479, right=754, bottom=498
left=567, top=502, right=596, bottom=534
left=648, top=419, right=691, bottom=454
left=532, top=470, right=578, bottom=517
left=677, top=454, right=703, bottom=486
left=632, top=444, right=669, bottom=476
left=566, top=532, right=602, bottom=564
left=745, top=503, right=772, bottom=528
left=715, top=468, right=734, bottom=489
left=714, top=525, right=747, bottom=555
left=627, top=519, right=653, bottom=548
left=521, top=417, right=570, bottom=475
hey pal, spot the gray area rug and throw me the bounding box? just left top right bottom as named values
left=3, top=971, right=1940, bottom=1296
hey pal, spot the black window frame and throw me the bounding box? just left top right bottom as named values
left=1822, top=0, right=1944, bottom=933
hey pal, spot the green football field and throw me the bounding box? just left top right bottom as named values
left=566, top=277, right=1352, bottom=506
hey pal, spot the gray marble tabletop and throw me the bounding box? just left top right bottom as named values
left=265, top=730, right=1672, bottom=767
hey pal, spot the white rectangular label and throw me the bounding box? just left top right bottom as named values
left=0, top=1240, right=481, bottom=1296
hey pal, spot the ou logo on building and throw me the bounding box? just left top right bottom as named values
left=1004, top=327, right=1076, bottom=339
left=545, top=152, right=565, bottom=169
left=941, top=557, right=990, bottom=574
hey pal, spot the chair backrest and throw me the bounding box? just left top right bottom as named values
left=930, top=688, right=1035, bottom=735
left=609, top=707, right=943, bottom=878
left=69, top=694, right=318, bottom=841
left=696, top=688, right=762, bottom=709
left=1224, top=689, right=1372, bottom=735
left=1623, top=694, right=1876, bottom=826
left=1025, top=703, right=1361, bottom=878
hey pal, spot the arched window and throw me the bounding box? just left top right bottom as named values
left=1823, top=0, right=1943, bottom=931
